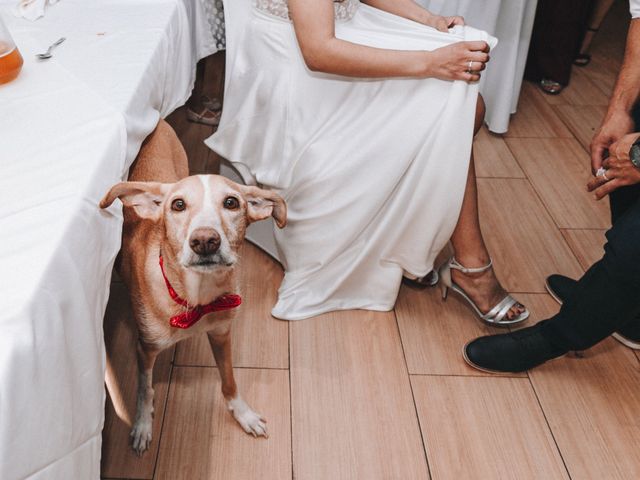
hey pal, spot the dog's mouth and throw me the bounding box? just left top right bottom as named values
left=185, top=254, right=236, bottom=271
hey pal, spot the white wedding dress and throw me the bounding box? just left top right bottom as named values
left=206, top=0, right=497, bottom=320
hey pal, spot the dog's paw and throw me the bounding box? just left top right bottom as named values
left=234, top=407, right=268, bottom=438
left=130, top=418, right=153, bottom=455
left=228, top=397, right=268, bottom=438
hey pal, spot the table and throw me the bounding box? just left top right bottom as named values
left=0, top=1, right=214, bottom=478
left=418, top=0, right=539, bottom=133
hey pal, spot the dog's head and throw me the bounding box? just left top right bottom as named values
left=100, top=175, right=286, bottom=272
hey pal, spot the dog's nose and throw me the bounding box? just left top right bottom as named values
left=189, top=228, right=221, bottom=255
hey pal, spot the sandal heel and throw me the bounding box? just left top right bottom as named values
left=439, top=258, right=453, bottom=300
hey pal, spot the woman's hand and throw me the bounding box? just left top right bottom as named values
left=421, top=41, right=490, bottom=82
left=362, top=1, right=465, bottom=32
left=424, top=14, right=465, bottom=32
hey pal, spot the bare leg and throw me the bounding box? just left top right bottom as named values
left=578, top=0, right=616, bottom=57
left=449, top=96, right=525, bottom=320
left=186, top=59, right=206, bottom=111
left=450, top=97, right=490, bottom=268
left=207, top=330, right=268, bottom=437
left=186, top=59, right=221, bottom=125
left=131, top=339, right=160, bottom=455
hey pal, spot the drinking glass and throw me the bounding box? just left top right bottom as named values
left=0, top=15, right=23, bottom=85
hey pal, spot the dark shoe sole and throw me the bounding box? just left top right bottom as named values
left=612, top=333, right=640, bottom=350
left=545, top=279, right=563, bottom=305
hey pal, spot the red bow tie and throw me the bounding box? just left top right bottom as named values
left=159, top=255, right=242, bottom=329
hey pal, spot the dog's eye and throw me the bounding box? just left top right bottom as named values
left=223, top=196, right=240, bottom=210
left=171, top=198, right=186, bottom=212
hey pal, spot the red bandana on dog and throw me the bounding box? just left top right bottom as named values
left=159, top=255, right=242, bottom=329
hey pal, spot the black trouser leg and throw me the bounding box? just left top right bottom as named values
left=600, top=105, right=640, bottom=330
left=537, top=104, right=640, bottom=350
left=540, top=198, right=640, bottom=351
left=525, top=0, right=593, bottom=85
left=610, top=185, right=640, bottom=223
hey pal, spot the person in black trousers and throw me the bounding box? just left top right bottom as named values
left=525, top=0, right=593, bottom=94
left=464, top=2, right=640, bottom=373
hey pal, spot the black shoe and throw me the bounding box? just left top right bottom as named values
left=545, top=274, right=577, bottom=305
left=546, top=274, right=640, bottom=350
left=403, top=270, right=439, bottom=289
left=463, top=322, right=568, bottom=373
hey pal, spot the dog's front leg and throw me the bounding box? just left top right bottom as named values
left=207, top=331, right=268, bottom=438
left=131, top=339, right=160, bottom=455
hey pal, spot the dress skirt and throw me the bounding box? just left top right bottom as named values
left=206, top=0, right=498, bottom=320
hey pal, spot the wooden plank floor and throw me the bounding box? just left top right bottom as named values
left=102, top=6, right=640, bottom=479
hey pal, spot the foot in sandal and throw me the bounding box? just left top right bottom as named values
left=202, top=95, right=222, bottom=112
left=439, top=257, right=529, bottom=326
left=574, top=53, right=592, bottom=67
left=186, top=106, right=221, bottom=126
left=539, top=78, right=564, bottom=95
left=186, top=95, right=223, bottom=126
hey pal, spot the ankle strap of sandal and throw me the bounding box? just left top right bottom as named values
left=450, top=257, right=493, bottom=274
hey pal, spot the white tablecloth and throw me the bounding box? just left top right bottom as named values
left=0, top=1, right=214, bottom=478
left=417, top=0, right=538, bottom=133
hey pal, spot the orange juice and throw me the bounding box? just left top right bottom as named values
left=0, top=42, right=23, bottom=85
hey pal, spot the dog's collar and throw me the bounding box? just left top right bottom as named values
left=159, top=254, right=242, bottom=329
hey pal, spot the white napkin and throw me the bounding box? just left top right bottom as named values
left=15, top=0, right=60, bottom=21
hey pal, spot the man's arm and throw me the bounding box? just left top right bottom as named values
left=607, top=18, right=640, bottom=118
left=590, top=18, right=640, bottom=172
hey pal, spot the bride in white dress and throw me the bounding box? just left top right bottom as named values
left=206, top=0, right=530, bottom=323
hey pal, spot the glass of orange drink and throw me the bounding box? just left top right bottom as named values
left=0, top=15, right=23, bottom=85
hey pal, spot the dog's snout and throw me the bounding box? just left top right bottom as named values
left=189, top=228, right=221, bottom=255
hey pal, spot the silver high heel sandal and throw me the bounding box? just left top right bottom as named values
left=439, top=257, right=530, bottom=327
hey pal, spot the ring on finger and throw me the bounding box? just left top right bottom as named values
left=596, top=167, right=609, bottom=181
left=467, top=60, right=473, bottom=73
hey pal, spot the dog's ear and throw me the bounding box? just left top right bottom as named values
left=100, top=181, right=170, bottom=220
left=238, top=185, right=287, bottom=228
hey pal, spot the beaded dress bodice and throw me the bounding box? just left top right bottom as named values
left=202, top=0, right=226, bottom=51
left=254, top=0, right=359, bottom=21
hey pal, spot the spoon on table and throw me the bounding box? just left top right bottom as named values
left=36, top=37, right=66, bottom=60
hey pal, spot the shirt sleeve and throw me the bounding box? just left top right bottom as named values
left=632, top=0, right=640, bottom=18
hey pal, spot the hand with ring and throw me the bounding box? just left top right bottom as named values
left=421, top=41, right=490, bottom=82
left=467, top=60, right=474, bottom=73
left=595, top=167, right=609, bottom=180
left=587, top=132, right=640, bottom=200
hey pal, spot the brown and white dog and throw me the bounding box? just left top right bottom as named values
left=100, top=120, right=286, bottom=454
